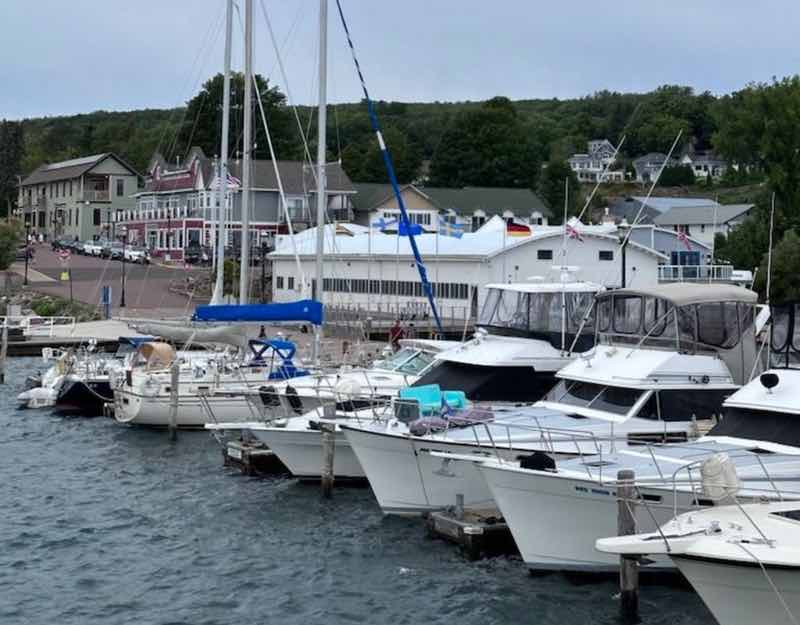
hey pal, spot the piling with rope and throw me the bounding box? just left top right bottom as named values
left=320, top=402, right=336, bottom=498
left=168, top=361, right=179, bottom=441
left=617, top=469, right=639, bottom=623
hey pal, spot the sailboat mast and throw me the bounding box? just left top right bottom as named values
left=239, top=0, right=254, bottom=304
left=312, top=0, right=328, bottom=361
left=211, top=0, right=233, bottom=305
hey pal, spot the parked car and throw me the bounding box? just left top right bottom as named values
left=66, top=239, right=84, bottom=253
left=15, top=245, right=33, bottom=261
left=184, top=245, right=212, bottom=265
left=101, top=241, right=124, bottom=260
left=124, top=246, right=151, bottom=264
left=51, top=237, right=72, bottom=251
left=83, top=240, right=104, bottom=256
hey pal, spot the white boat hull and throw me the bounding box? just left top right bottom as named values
left=477, top=463, right=688, bottom=571
left=250, top=427, right=364, bottom=479
left=342, top=426, right=520, bottom=516
left=674, top=556, right=800, bottom=625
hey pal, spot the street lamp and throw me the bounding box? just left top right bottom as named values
left=24, top=222, right=31, bottom=286
left=120, top=226, right=128, bottom=308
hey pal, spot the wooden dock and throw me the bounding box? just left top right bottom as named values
left=223, top=440, right=290, bottom=476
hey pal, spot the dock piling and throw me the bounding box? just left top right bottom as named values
left=617, top=469, right=639, bottom=623
left=320, top=403, right=336, bottom=498
left=168, top=361, right=179, bottom=441
left=0, top=321, right=7, bottom=384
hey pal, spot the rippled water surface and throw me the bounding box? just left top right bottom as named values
left=1, top=358, right=714, bottom=625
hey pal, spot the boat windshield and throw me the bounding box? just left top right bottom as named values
left=596, top=292, right=752, bottom=352
left=770, top=303, right=800, bottom=368
left=710, top=406, right=800, bottom=447
left=544, top=380, right=644, bottom=416
left=478, top=287, right=597, bottom=351
left=375, top=348, right=435, bottom=375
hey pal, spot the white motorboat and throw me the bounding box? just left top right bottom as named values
left=597, top=501, right=800, bottom=625
left=473, top=295, right=793, bottom=573
left=343, top=283, right=761, bottom=517
left=413, top=279, right=603, bottom=402
left=204, top=341, right=451, bottom=478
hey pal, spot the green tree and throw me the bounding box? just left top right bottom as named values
left=429, top=97, right=541, bottom=188
left=659, top=164, right=696, bottom=186
left=175, top=73, right=296, bottom=163
left=537, top=159, right=581, bottom=222
left=0, top=120, right=25, bottom=217
left=0, top=220, right=23, bottom=270
left=354, top=126, right=422, bottom=183
left=752, top=229, right=800, bottom=302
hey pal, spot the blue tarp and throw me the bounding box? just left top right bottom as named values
left=192, top=300, right=324, bottom=325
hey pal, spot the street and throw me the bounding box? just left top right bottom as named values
left=15, top=244, right=210, bottom=316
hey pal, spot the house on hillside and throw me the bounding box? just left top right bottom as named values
left=654, top=203, right=754, bottom=247
left=118, top=147, right=355, bottom=259
left=18, top=153, right=141, bottom=241
left=351, top=183, right=550, bottom=232
left=633, top=153, right=678, bottom=183
left=680, top=152, right=729, bottom=180
left=606, top=196, right=720, bottom=225
left=568, top=139, right=624, bottom=183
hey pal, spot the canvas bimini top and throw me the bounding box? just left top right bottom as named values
left=604, top=282, right=757, bottom=307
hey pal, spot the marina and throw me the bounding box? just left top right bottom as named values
left=2, top=0, right=800, bottom=624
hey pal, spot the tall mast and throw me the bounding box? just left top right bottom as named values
left=238, top=0, right=254, bottom=304
left=312, top=0, right=328, bottom=361
left=211, top=0, right=233, bottom=305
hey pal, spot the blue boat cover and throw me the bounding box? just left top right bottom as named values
left=192, top=300, right=324, bottom=325
left=118, top=336, right=156, bottom=346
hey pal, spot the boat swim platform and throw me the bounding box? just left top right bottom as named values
left=425, top=505, right=518, bottom=561
left=223, top=440, right=290, bottom=476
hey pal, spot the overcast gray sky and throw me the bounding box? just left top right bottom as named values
left=2, top=0, right=799, bottom=120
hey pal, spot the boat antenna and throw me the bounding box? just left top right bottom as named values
left=334, top=0, right=445, bottom=336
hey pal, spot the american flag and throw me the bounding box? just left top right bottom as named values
left=566, top=223, right=584, bottom=242
left=677, top=229, right=692, bottom=250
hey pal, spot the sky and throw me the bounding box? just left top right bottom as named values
left=2, top=0, right=800, bottom=120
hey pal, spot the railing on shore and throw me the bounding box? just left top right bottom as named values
left=0, top=315, right=76, bottom=337
left=658, top=264, right=734, bottom=282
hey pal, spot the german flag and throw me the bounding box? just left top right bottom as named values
left=506, top=221, right=531, bottom=236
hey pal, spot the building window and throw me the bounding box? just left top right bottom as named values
left=69, top=180, right=73, bottom=196
left=537, top=249, right=553, bottom=260
left=93, top=208, right=101, bottom=226
left=288, top=276, right=295, bottom=290
left=276, top=276, right=284, bottom=289
left=116, top=179, right=124, bottom=197
left=599, top=250, right=614, bottom=261
left=700, top=224, right=705, bottom=233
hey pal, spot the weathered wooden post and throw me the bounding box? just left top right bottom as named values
left=617, top=469, right=639, bottom=623
left=169, top=361, right=179, bottom=441
left=0, top=320, right=7, bottom=384
left=320, top=402, right=336, bottom=498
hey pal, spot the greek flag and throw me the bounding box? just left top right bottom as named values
left=371, top=216, right=398, bottom=231
left=438, top=217, right=464, bottom=239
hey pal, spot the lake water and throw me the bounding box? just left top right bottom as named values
left=0, top=357, right=713, bottom=624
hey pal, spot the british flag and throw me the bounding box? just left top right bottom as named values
left=566, top=223, right=584, bottom=242
left=677, top=229, right=692, bottom=250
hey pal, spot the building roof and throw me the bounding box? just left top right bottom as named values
left=654, top=203, right=754, bottom=227
left=21, top=153, right=140, bottom=186
left=270, top=215, right=664, bottom=262
left=351, top=182, right=550, bottom=217
left=633, top=153, right=673, bottom=167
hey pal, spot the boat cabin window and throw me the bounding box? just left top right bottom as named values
left=544, top=380, right=644, bottom=416
left=710, top=406, right=800, bottom=447
left=478, top=287, right=597, bottom=351
left=634, top=389, right=733, bottom=422
left=375, top=348, right=434, bottom=375
left=597, top=293, right=752, bottom=352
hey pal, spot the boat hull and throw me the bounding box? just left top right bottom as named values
left=54, top=379, right=112, bottom=417
left=674, top=555, right=800, bottom=625
left=250, top=427, right=364, bottom=479
left=477, top=463, right=686, bottom=572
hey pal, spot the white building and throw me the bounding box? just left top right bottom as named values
left=269, top=216, right=666, bottom=320
left=680, top=153, right=729, bottom=180
left=568, top=139, right=624, bottom=183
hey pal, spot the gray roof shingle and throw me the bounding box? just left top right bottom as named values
left=655, top=204, right=754, bottom=226
left=21, top=153, right=140, bottom=186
